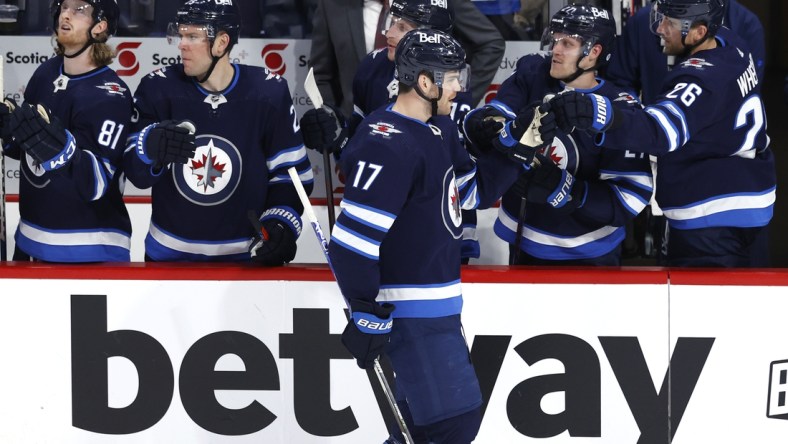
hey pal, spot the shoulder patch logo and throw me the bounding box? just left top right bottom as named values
left=680, top=58, right=714, bottom=69
left=96, top=82, right=127, bottom=96
left=369, top=122, right=402, bottom=137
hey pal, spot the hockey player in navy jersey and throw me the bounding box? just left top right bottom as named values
left=123, top=0, right=313, bottom=263
left=302, top=0, right=482, bottom=263
left=463, top=4, right=653, bottom=266
left=0, top=0, right=133, bottom=262
left=329, top=29, right=537, bottom=443
left=548, top=0, right=775, bottom=267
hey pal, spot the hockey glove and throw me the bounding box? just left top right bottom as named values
left=135, top=120, right=196, bottom=169
left=525, top=153, right=587, bottom=214
left=462, top=106, right=505, bottom=152
left=493, top=104, right=557, bottom=166
left=549, top=91, right=615, bottom=133
left=300, top=104, right=348, bottom=156
left=0, top=98, right=17, bottom=141
left=249, top=206, right=302, bottom=266
left=10, top=103, right=77, bottom=171
left=341, top=299, right=395, bottom=369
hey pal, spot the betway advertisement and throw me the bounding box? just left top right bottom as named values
left=1, top=268, right=788, bottom=443
left=1, top=36, right=537, bottom=197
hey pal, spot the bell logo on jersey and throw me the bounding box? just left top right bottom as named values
left=174, top=135, right=242, bottom=206
left=430, top=0, right=447, bottom=8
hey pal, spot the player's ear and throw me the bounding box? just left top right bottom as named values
left=212, top=31, right=230, bottom=56
left=91, top=19, right=108, bottom=38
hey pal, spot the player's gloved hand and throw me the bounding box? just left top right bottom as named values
left=549, top=91, right=615, bottom=133
left=508, top=168, right=535, bottom=197
left=135, top=120, right=196, bottom=169
left=300, top=104, right=348, bottom=155
left=462, top=106, right=505, bottom=152
left=493, top=104, right=557, bottom=166
left=0, top=98, right=18, bottom=141
left=10, top=103, right=77, bottom=171
left=525, top=153, right=587, bottom=214
left=341, top=299, right=395, bottom=369
left=248, top=206, right=303, bottom=266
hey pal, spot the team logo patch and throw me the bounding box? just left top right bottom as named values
left=204, top=93, right=227, bottom=110
left=681, top=58, right=714, bottom=69
left=96, top=82, right=127, bottom=96
left=539, top=132, right=579, bottom=173
left=21, top=153, right=51, bottom=188
left=369, top=122, right=402, bottom=137
left=441, top=167, right=463, bottom=239
left=173, top=135, right=242, bottom=206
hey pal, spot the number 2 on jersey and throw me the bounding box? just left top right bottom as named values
left=352, top=161, right=382, bottom=190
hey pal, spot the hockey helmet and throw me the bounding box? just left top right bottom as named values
left=168, top=0, right=241, bottom=46
left=389, top=0, right=453, bottom=32
left=541, top=3, right=617, bottom=66
left=650, top=0, right=725, bottom=37
left=395, top=29, right=469, bottom=92
left=50, top=0, right=119, bottom=36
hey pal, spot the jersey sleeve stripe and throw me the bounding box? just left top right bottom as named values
left=599, top=170, right=654, bottom=193
left=339, top=199, right=396, bottom=231
left=266, top=144, right=309, bottom=171
left=611, top=185, right=650, bottom=215
left=84, top=150, right=109, bottom=201
left=645, top=107, right=680, bottom=152
left=657, top=100, right=690, bottom=144
left=331, top=220, right=381, bottom=259
left=460, top=181, right=480, bottom=210
left=488, top=100, right=518, bottom=119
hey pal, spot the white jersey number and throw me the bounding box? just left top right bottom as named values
left=98, top=120, right=124, bottom=150
left=352, top=161, right=383, bottom=190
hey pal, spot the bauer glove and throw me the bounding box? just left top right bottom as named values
left=300, top=104, right=348, bottom=155
left=525, top=153, right=587, bottom=214
left=135, top=120, right=196, bottom=170
left=549, top=91, right=616, bottom=133
left=248, top=206, right=302, bottom=266
left=10, top=103, right=77, bottom=171
left=341, top=299, right=395, bottom=369
left=493, top=104, right=557, bottom=166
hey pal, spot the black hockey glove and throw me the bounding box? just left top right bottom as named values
left=300, top=104, right=348, bottom=155
left=341, top=299, right=395, bottom=370
left=462, top=106, right=505, bottom=152
left=525, top=153, right=587, bottom=214
left=549, top=91, right=616, bottom=133
left=10, top=103, right=77, bottom=171
left=249, top=206, right=303, bottom=266
left=0, top=98, right=17, bottom=141
left=493, top=104, right=557, bottom=166
left=135, top=120, right=196, bottom=169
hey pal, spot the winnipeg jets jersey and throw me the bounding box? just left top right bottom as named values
left=329, top=105, right=517, bottom=317
left=351, top=48, right=480, bottom=258
left=602, top=27, right=775, bottom=230
left=489, top=54, right=653, bottom=262
left=8, top=56, right=133, bottom=262
left=124, top=64, right=313, bottom=261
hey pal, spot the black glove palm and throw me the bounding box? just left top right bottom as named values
left=300, top=104, right=348, bottom=155
left=10, top=103, right=76, bottom=171
left=249, top=218, right=298, bottom=266
left=462, top=107, right=505, bottom=152
left=137, top=120, right=196, bottom=169
left=341, top=299, right=395, bottom=369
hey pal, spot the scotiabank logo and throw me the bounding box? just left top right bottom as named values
left=261, top=43, right=288, bottom=76
left=115, top=41, right=142, bottom=76
left=483, top=83, right=500, bottom=104
left=768, top=360, right=788, bottom=419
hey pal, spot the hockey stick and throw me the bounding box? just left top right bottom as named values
left=287, top=166, right=414, bottom=444
left=0, top=57, right=7, bottom=261
left=304, top=68, right=337, bottom=231
left=511, top=196, right=526, bottom=265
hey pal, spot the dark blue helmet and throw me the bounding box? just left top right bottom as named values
left=51, top=0, right=120, bottom=36
left=544, top=3, right=617, bottom=66
left=650, top=0, right=726, bottom=37
left=396, top=29, right=469, bottom=91
left=173, top=0, right=241, bottom=46
left=390, top=0, right=453, bottom=32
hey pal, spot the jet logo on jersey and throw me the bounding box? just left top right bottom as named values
left=96, top=82, right=127, bottom=96
left=680, top=58, right=714, bottom=69
left=174, top=135, right=242, bottom=206
left=441, top=167, right=463, bottom=239
left=369, top=122, right=402, bottom=137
